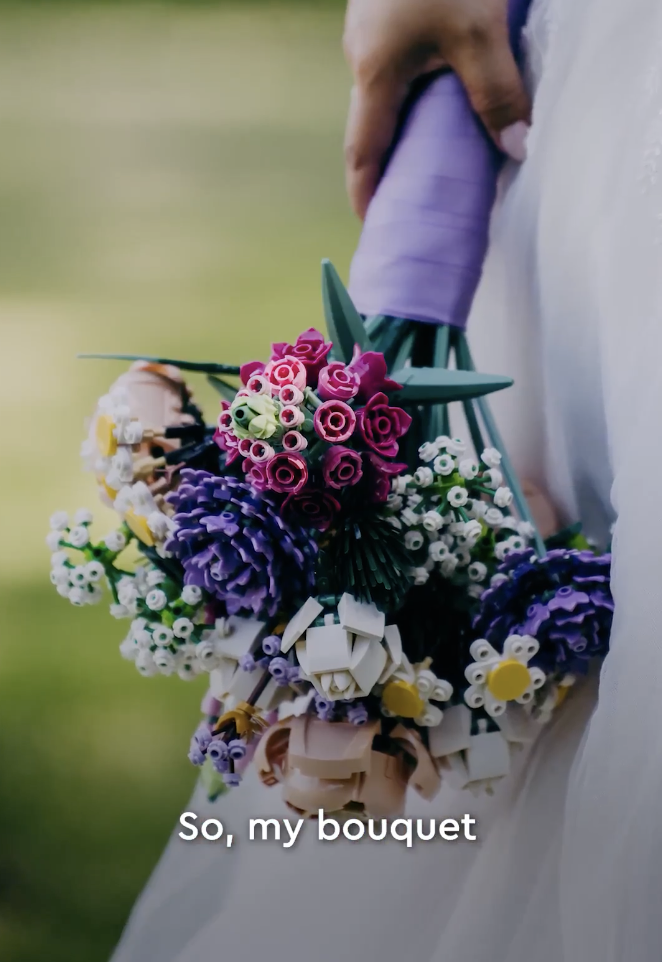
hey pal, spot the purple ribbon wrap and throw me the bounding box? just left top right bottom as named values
left=349, top=0, right=532, bottom=329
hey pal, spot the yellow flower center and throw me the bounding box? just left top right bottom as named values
left=382, top=680, right=425, bottom=718
left=487, top=659, right=531, bottom=702
left=95, top=414, right=118, bottom=457
left=124, top=508, right=155, bottom=547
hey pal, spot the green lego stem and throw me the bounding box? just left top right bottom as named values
left=454, top=332, right=547, bottom=558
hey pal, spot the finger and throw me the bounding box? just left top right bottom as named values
left=448, top=21, right=531, bottom=160
left=344, top=72, right=409, bottom=220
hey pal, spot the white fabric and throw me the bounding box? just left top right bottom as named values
left=111, top=1, right=662, bottom=959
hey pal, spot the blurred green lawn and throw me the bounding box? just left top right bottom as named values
left=0, top=3, right=354, bottom=959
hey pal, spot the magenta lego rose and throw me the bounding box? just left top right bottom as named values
left=322, top=446, right=363, bottom=489
left=271, top=328, right=332, bottom=384
left=348, top=346, right=402, bottom=401
left=262, top=355, right=307, bottom=395
left=364, top=452, right=408, bottom=502
left=243, top=459, right=269, bottom=491
left=266, top=452, right=308, bottom=494
left=313, top=399, right=356, bottom=443
left=240, top=359, right=265, bottom=386
left=317, top=362, right=360, bottom=402
left=282, top=487, right=340, bottom=532
left=357, top=393, right=412, bottom=458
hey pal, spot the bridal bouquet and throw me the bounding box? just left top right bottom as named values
left=47, top=263, right=613, bottom=817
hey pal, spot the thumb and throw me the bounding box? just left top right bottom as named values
left=448, top=21, right=531, bottom=161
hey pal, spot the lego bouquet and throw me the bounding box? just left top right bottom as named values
left=47, top=261, right=612, bottom=817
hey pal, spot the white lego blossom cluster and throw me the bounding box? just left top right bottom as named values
left=47, top=509, right=126, bottom=607
left=389, top=437, right=534, bottom=595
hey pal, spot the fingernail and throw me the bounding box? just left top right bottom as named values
left=499, top=121, right=529, bottom=162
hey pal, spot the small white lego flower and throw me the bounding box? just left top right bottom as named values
left=135, top=649, right=157, bottom=677
left=440, top=555, right=459, bottom=577
left=181, top=585, right=202, bottom=606
left=429, top=541, right=449, bottom=562
left=401, top=507, right=421, bottom=527
left=46, top=530, right=64, bottom=551
left=391, top=476, right=410, bottom=495
left=118, top=582, right=140, bottom=609
left=494, top=486, right=514, bottom=509
left=49, top=511, right=69, bottom=532
left=68, top=586, right=87, bottom=606
left=152, top=625, right=174, bottom=647
left=110, top=603, right=131, bottom=619
left=56, top=583, right=71, bottom=599
left=422, top=510, right=443, bottom=532
left=380, top=654, right=453, bottom=727
left=104, top=530, right=127, bottom=552
left=458, top=459, right=479, bottom=480
left=481, top=447, right=502, bottom=468
left=484, top=507, right=504, bottom=527
left=146, top=569, right=166, bottom=587
left=454, top=548, right=471, bottom=567
left=154, top=648, right=177, bottom=674
left=446, top=438, right=467, bottom=456
left=468, top=561, right=488, bottom=582
left=145, top=588, right=168, bottom=611
left=483, top=467, right=504, bottom=489
left=447, top=485, right=468, bottom=508
left=73, top=508, right=93, bottom=525
left=119, top=634, right=138, bottom=660
left=418, top=441, right=439, bottom=463
left=84, top=561, right=105, bottom=583
left=194, top=640, right=220, bottom=670
left=69, top=565, right=89, bottom=587
left=467, top=499, right=487, bottom=519
left=173, top=617, right=194, bottom=639
left=433, top=453, right=455, bottom=476
left=517, top=520, right=536, bottom=539
left=67, top=525, right=89, bottom=549
left=386, top=493, right=403, bottom=511
left=412, top=567, right=430, bottom=586
left=50, top=566, right=70, bottom=587
left=414, top=466, right=434, bottom=487
left=463, top=519, right=483, bottom=546
left=404, top=530, right=425, bottom=551
left=407, top=493, right=423, bottom=508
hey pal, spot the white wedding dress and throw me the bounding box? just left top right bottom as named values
left=111, top=1, right=662, bottom=959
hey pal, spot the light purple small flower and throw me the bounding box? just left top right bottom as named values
left=262, top=635, right=281, bottom=656
left=268, top=656, right=290, bottom=681
left=239, top=653, right=256, bottom=672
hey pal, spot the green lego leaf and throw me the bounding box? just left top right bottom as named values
left=321, top=259, right=372, bottom=363
left=389, top=366, right=513, bottom=404
left=78, top=354, right=240, bottom=376
left=207, top=374, right=238, bottom=401
left=200, top=758, right=229, bottom=803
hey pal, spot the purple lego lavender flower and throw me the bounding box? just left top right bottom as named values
left=239, top=653, right=257, bottom=672
left=188, top=744, right=205, bottom=766
left=268, top=656, right=291, bottom=684
left=262, top=635, right=281, bottom=656
left=346, top=702, right=369, bottom=726
left=193, top=723, right=212, bottom=751
left=227, top=739, right=246, bottom=761
left=223, top=771, right=242, bottom=787
left=166, top=471, right=317, bottom=619
left=473, top=548, right=613, bottom=675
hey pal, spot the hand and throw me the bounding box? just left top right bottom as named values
left=343, top=0, right=531, bottom=218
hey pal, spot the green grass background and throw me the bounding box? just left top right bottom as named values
left=0, top=3, right=355, bottom=958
